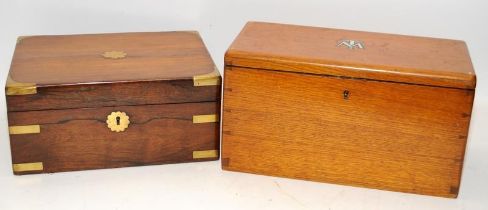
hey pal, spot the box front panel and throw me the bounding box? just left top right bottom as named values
left=222, top=67, right=474, bottom=197
left=8, top=102, right=220, bottom=174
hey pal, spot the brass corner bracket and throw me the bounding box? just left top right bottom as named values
left=193, top=68, right=221, bottom=86
left=6, top=74, right=37, bottom=96
left=16, top=36, right=31, bottom=45
left=186, top=31, right=199, bottom=35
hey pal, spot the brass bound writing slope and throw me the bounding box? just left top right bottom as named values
left=6, top=31, right=221, bottom=174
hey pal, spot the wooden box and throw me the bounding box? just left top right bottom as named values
left=222, top=22, right=476, bottom=197
left=6, top=31, right=221, bottom=175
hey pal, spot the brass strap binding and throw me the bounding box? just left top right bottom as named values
left=193, top=114, right=219, bottom=124
left=9, top=125, right=41, bottom=135
left=13, top=162, right=44, bottom=172
left=193, top=150, right=218, bottom=159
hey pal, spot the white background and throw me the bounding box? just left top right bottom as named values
left=1, top=0, right=487, bottom=209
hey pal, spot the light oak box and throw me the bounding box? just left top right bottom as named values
left=6, top=31, right=221, bottom=175
left=222, top=22, right=476, bottom=198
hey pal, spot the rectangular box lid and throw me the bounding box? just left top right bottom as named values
left=225, top=22, right=476, bottom=89
left=6, top=31, right=221, bottom=112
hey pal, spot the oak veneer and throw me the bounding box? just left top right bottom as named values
left=222, top=22, right=476, bottom=198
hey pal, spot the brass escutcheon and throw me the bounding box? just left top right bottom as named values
left=106, top=111, right=130, bottom=132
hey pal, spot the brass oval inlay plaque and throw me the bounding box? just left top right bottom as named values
left=106, top=111, right=130, bottom=132
left=102, top=51, right=127, bottom=59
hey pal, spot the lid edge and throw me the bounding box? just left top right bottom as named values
left=225, top=52, right=476, bottom=90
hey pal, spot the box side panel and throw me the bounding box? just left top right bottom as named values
left=8, top=102, right=220, bottom=174
left=221, top=66, right=474, bottom=198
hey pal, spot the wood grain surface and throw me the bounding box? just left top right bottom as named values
left=6, top=79, right=221, bottom=112
left=10, top=31, right=215, bottom=85
left=9, top=102, right=220, bottom=174
left=221, top=67, right=474, bottom=197
left=225, top=22, right=476, bottom=89
left=7, top=31, right=221, bottom=112
left=6, top=31, right=222, bottom=175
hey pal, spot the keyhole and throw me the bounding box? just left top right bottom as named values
left=116, top=116, right=121, bottom=125
left=343, top=90, right=350, bottom=100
